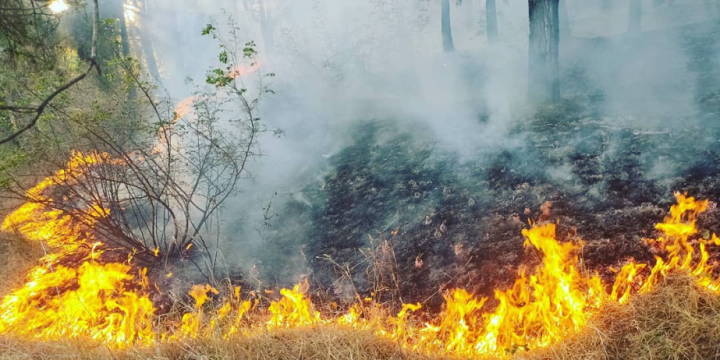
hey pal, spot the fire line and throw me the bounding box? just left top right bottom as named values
left=0, top=154, right=718, bottom=357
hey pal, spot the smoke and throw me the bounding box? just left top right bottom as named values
left=111, top=0, right=720, bottom=286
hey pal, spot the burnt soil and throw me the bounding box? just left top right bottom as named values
left=255, top=20, right=720, bottom=310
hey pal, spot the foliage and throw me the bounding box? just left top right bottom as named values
left=0, top=0, right=59, bottom=61
left=0, top=1, right=130, bottom=181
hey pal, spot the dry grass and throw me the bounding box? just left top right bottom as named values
left=523, top=275, right=720, bottom=360
left=0, top=327, right=448, bottom=360
left=2, top=275, right=720, bottom=360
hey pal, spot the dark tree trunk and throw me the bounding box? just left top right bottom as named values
left=486, top=0, right=498, bottom=42
left=528, top=0, right=560, bottom=104
left=629, top=0, right=642, bottom=33
left=559, top=0, right=570, bottom=38
left=441, top=0, right=455, bottom=52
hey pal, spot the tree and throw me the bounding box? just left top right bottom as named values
left=138, top=0, right=161, bottom=80
left=0, top=0, right=59, bottom=62
left=528, top=0, right=560, bottom=104
left=486, top=0, right=498, bottom=42
left=629, top=0, right=642, bottom=33
left=0, top=0, right=100, bottom=145
left=441, top=0, right=455, bottom=52
left=105, top=0, right=130, bottom=58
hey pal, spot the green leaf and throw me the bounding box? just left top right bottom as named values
left=201, top=24, right=216, bottom=36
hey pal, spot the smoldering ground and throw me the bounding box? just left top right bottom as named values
left=122, top=0, right=720, bottom=304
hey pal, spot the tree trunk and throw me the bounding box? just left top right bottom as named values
left=486, top=0, right=498, bottom=42
left=119, top=12, right=131, bottom=58
left=559, top=0, right=570, bottom=38
left=528, top=0, right=560, bottom=104
left=115, top=0, right=136, bottom=101
left=139, top=1, right=161, bottom=80
left=441, top=0, right=455, bottom=52
left=259, top=0, right=274, bottom=56
left=629, top=0, right=642, bottom=33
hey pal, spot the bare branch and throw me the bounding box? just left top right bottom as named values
left=0, top=0, right=100, bottom=146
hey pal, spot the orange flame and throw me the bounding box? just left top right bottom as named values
left=169, top=60, right=263, bottom=124
left=228, top=60, right=263, bottom=79
left=0, top=152, right=155, bottom=348
left=1, top=155, right=719, bottom=360
left=172, top=96, right=196, bottom=123
left=161, top=193, right=720, bottom=357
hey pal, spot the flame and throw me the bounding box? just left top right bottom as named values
left=0, top=152, right=155, bottom=348
left=163, top=192, right=716, bottom=358
left=1, top=154, right=719, bottom=360
left=267, top=280, right=321, bottom=329
left=172, top=96, right=197, bottom=123
left=228, top=60, right=263, bottom=79
left=48, top=0, right=69, bottom=14
left=150, top=59, right=264, bottom=155
left=170, top=61, right=262, bottom=124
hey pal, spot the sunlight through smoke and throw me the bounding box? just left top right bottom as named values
left=48, top=0, right=69, bottom=14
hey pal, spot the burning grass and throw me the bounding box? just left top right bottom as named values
left=523, top=274, right=720, bottom=360
left=1, top=275, right=719, bottom=360
left=2, top=152, right=720, bottom=358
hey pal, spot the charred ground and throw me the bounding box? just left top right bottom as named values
left=252, top=20, right=720, bottom=310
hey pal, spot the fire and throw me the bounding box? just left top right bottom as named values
left=1, top=151, right=719, bottom=359
left=228, top=61, right=263, bottom=79
left=151, top=60, right=264, bottom=155
left=267, top=280, right=321, bottom=329
left=172, top=96, right=196, bottom=123
left=163, top=192, right=719, bottom=357
left=0, top=152, right=155, bottom=348
left=169, top=60, right=263, bottom=124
